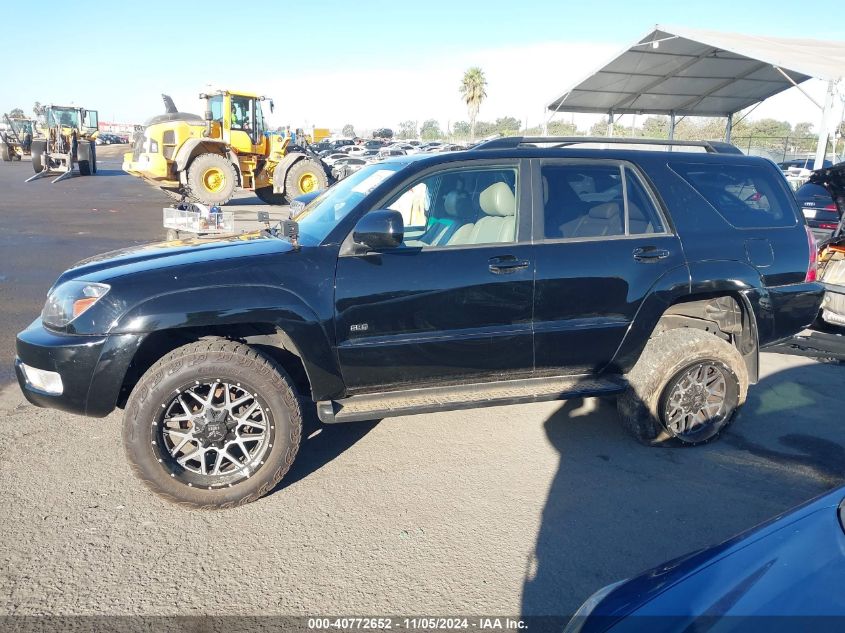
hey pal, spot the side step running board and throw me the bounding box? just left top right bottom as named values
left=317, top=374, right=627, bottom=424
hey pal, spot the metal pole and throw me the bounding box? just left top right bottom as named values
left=607, top=112, right=614, bottom=138
left=814, top=80, right=837, bottom=170
left=725, top=114, right=732, bottom=143
left=669, top=112, right=676, bottom=140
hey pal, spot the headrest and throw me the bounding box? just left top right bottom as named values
left=588, top=202, right=620, bottom=220
left=444, top=191, right=459, bottom=216
left=479, top=182, right=516, bottom=217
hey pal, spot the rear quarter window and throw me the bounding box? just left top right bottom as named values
left=669, top=162, right=798, bottom=228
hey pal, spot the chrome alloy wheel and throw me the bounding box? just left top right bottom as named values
left=662, top=362, right=731, bottom=441
left=152, top=380, right=274, bottom=489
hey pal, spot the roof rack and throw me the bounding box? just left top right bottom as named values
left=473, top=136, right=742, bottom=155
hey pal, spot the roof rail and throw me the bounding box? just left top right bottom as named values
left=473, top=136, right=742, bottom=154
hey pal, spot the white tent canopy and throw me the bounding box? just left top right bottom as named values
left=547, top=25, right=845, bottom=167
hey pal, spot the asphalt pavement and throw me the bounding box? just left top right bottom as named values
left=1, top=151, right=844, bottom=618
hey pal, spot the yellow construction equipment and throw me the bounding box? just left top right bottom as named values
left=26, top=105, right=99, bottom=183
left=1, top=114, right=37, bottom=161
left=123, top=91, right=331, bottom=205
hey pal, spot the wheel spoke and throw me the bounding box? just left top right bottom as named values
left=165, top=429, right=194, bottom=456
left=177, top=447, right=204, bottom=467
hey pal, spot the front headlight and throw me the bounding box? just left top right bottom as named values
left=42, top=281, right=110, bottom=328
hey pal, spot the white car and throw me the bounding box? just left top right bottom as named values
left=321, top=152, right=352, bottom=166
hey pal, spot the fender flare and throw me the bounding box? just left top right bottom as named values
left=608, top=260, right=765, bottom=377
left=109, top=285, right=345, bottom=400
left=174, top=138, right=241, bottom=184
left=272, top=151, right=307, bottom=194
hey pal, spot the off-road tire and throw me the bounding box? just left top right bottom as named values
left=31, top=141, right=46, bottom=173
left=77, top=142, right=93, bottom=176
left=283, top=159, right=328, bottom=203
left=123, top=338, right=302, bottom=509
left=255, top=186, right=288, bottom=205
left=186, top=153, right=237, bottom=206
left=617, top=328, right=748, bottom=446
left=0, top=142, right=10, bottom=162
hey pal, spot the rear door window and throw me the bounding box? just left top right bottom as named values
left=540, top=162, right=665, bottom=239
left=670, top=162, right=797, bottom=228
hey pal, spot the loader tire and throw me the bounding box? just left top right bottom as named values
left=255, top=186, right=287, bottom=205
left=617, top=328, right=747, bottom=446
left=78, top=142, right=92, bottom=176
left=283, top=159, right=328, bottom=203
left=186, top=153, right=237, bottom=205
left=31, top=141, right=46, bottom=173
left=0, top=142, right=10, bottom=162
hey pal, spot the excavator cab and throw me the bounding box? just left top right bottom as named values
left=203, top=91, right=269, bottom=156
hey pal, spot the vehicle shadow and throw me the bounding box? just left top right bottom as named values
left=267, top=402, right=379, bottom=495
left=520, top=358, right=845, bottom=621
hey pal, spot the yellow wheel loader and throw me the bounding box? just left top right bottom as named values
left=25, top=105, right=99, bottom=183
left=123, top=91, right=331, bottom=206
left=1, top=115, right=37, bottom=161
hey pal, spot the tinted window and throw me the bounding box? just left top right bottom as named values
left=670, top=162, right=797, bottom=228
left=541, top=164, right=664, bottom=239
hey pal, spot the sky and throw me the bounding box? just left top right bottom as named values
left=3, top=0, right=844, bottom=134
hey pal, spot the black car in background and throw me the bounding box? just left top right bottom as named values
left=796, top=181, right=842, bottom=241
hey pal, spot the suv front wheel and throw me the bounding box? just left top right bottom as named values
left=123, top=338, right=302, bottom=509
left=617, top=328, right=748, bottom=446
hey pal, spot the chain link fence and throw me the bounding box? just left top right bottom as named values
left=731, top=135, right=843, bottom=165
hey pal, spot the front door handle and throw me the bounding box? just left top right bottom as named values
left=488, top=255, right=530, bottom=274
left=633, top=246, right=670, bottom=262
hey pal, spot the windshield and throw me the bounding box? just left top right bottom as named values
left=294, top=162, right=406, bottom=245
left=48, top=108, right=80, bottom=128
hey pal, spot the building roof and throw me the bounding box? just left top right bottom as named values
left=547, top=25, right=845, bottom=117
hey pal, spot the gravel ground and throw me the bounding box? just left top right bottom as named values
left=1, top=154, right=844, bottom=619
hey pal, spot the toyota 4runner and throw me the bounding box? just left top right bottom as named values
left=15, top=137, right=825, bottom=508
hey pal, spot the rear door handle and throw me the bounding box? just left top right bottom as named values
left=488, top=255, right=530, bottom=274
left=633, top=246, right=670, bottom=262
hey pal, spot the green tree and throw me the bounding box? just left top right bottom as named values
left=494, top=116, right=520, bottom=136
left=793, top=122, right=815, bottom=138
left=459, top=66, right=487, bottom=141
left=420, top=119, right=443, bottom=140
left=397, top=120, right=418, bottom=139
left=641, top=116, right=670, bottom=138
left=8, top=107, right=24, bottom=118
left=342, top=123, right=355, bottom=137
left=32, top=102, right=45, bottom=117
left=452, top=121, right=471, bottom=137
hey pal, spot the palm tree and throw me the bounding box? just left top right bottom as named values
left=460, top=67, right=487, bottom=142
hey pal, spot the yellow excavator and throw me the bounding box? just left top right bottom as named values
left=123, top=90, right=331, bottom=205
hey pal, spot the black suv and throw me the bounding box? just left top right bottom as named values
left=15, top=137, right=824, bottom=508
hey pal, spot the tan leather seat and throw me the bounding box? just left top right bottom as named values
left=449, top=182, right=516, bottom=245
left=562, top=202, right=623, bottom=238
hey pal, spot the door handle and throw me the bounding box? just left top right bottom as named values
left=488, top=255, right=530, bottom=274
left=633, top=246, right=670, bottom=262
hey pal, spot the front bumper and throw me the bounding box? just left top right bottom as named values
left=15, top=319, right=144, bottom=417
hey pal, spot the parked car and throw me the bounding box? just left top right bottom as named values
left=795, top=181, right=842, bottom=242
left=289, top=190, right=323, bottom=218
left=331, top=156, right=367, bottom=180
left=14, top=136, right=823, bottom=508
left=363, top=140, right=385, bottom=150
left=564, top=486, right=845, bottom=632
left=778, top=157, right=833, bottom=171
left=321, top=152, right=352, bottom=167
left=376, top=148, right=406, bottom=159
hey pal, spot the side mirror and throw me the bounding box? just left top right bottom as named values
left=204, top=110, right=213, bottom=121
left=269, top=99, right=275, bottom=113
left=353, top=210, right=404, bottom=251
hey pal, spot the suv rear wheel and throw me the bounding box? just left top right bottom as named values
left=617, top=328, right=748, bottom=446
left=123, top=338, right=301, bottom=509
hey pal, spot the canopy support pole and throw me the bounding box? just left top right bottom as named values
left=669, top=112, right=676, bottom=140
left=607, top=112, right=614, bottom=138
left=725, top=114, right=733, bottom=143
left=814, top=80, right=837, bottom=169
